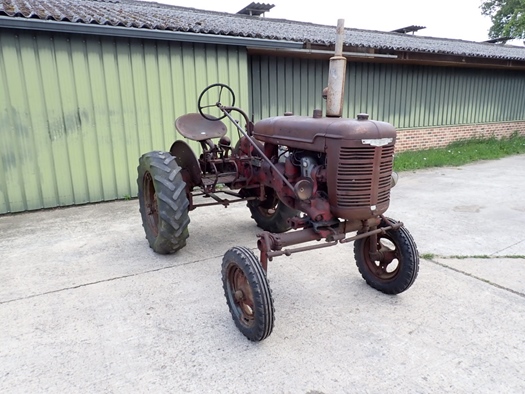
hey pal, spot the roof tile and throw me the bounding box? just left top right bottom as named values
left=0, top=0, right=524, bottom=60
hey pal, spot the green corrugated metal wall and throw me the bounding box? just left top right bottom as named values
left=2, top=32, right=524, bottom=214
left=0, top=30, right=249, bottom=214
left=250, top=55, right=525, bottom=126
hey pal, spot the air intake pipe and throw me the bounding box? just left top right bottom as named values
left=326, top=19, right=347, bottom=117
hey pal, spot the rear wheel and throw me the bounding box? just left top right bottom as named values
left=222, top=246, right=274, bottom=341
left=137, top=151, right=190, bottom=254
left=247, top=188, right=298, bottom=233
left=354, top=218, right=419, bottom=294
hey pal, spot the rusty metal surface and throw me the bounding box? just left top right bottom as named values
left=175, top=113, right=228, bottom=142
left=326, top=140, right=394, bottom=220
left=170, top=140, right=202, bottom=187
left=142, top=171, right=159, bottom=237
left=253, top=115, right=396, bottom=152
left=256, top=217, right=395, bottom=266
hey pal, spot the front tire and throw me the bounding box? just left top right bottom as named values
left=354, top=218, right=419, bottom=294
left=137, top=151, right=190, bottom=254
left=222, top=246, right=274, bottom=341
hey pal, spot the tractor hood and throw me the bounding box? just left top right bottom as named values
left=252, top=115, right=396, bottom=152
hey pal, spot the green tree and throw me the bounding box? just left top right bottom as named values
left=481, top=0, right=525, bottom=39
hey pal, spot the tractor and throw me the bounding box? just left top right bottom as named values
left=137, top=20, right=419, bottom=341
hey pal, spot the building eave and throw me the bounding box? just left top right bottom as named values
left=0, top=16, right=304, bottom=49
left=248, top=45, right=525, bottom=70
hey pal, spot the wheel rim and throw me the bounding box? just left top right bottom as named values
left=143, top=171, right=159, bottom=236
left=257, top=195, right=279, bottom=217
left=364, top=234, right=401, bottom=281
left=257, top=205, right=277, bottom=217
left=227, top=265, right=255, bottom=328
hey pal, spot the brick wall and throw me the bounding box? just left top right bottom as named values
left=395, top=121, right=525, bottom=152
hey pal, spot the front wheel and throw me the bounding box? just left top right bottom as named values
left=137, top=151, right=190, bottom=254
left=222, top=246, right=274, bottom=341
left=354, top=218, right=419, bottom=294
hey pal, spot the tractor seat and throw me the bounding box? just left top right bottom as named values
left=175, top=113, right=228, bottom=141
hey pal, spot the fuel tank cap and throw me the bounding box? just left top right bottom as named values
left=357, top=113, right=369, bottom=121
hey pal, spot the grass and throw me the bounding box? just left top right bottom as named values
left=446, top=255, right=525, bottom=259
left=393, top=132, right=525, bottom=172
left=419, top=253, right=525, bottom=259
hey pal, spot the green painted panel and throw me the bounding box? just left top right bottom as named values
left=1, top=32, right=54, bottom=212
left=0, top=30, right=249, bottom=214
left=72, top=37, right=104, bottom=202
left=0, top=38, right=10, bottom=212
left=115, top=39, right=141, bottom=195
left=249, top=55, right=525, bottom=129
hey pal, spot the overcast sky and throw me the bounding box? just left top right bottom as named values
left=141, top=0, right=510, bottom=43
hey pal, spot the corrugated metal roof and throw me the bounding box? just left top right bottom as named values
left=1, top=0, right=524, bottom=61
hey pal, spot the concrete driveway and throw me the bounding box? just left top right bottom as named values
left=1, top=155, right=524, bottom=393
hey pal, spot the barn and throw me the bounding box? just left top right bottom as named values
left=1, top=0, right=524, bottom=213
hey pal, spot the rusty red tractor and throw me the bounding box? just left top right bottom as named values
left=137, top=20, right=419, bottom=342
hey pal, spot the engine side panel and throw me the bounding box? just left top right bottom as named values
left=254, top=115, right=397, bottom=221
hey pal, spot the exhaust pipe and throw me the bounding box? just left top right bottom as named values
left=326, top=19, right=347, bottom=118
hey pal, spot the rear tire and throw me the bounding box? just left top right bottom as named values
left=137, top=151, right=190, bottom=254
left=247, top=188, right=298, bottom=233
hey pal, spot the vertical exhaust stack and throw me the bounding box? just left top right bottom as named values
left=326, top=19, right=347, bottom=117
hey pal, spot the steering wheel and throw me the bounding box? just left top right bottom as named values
left=198, top=83, right=236, bottom=121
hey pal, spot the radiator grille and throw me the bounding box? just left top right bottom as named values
left=336, top=145, right=394, bottom=208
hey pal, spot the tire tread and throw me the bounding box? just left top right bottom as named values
left=354, top=218, right=419, bottom=295
left=137, top=151, right=191, bottom=254
left=221, top=246, right=275, bottom=341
